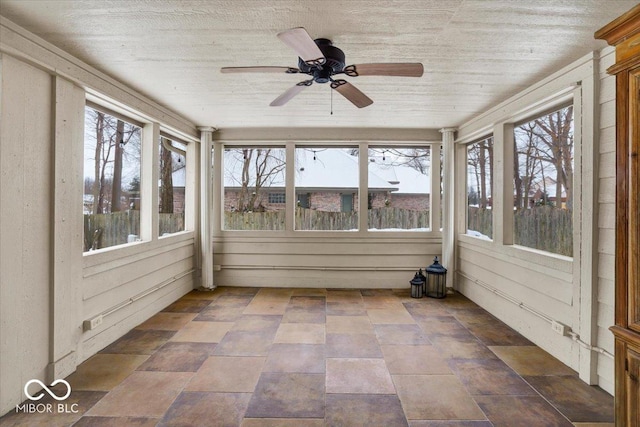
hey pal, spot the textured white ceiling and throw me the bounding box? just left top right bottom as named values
left=0, top=0, right=635, bottom=130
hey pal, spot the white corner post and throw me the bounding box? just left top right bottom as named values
left=198, top=127, right=217, bottom=289
left=440, top=128, right=457, bottom=288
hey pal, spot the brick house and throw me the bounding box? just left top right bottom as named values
left=224, top=149, right=430, bottom=212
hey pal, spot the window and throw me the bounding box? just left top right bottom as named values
left=223, top=147, right=286, bottom=230
left=466, top=136, right=493, bottom=239
left=83, top=105, right=142, bottom=251
left=297, top=193, right=310, bottom=208
left=367, top=147, right=430, bottom=231
left=268, top=193, right=286, bottom=204
left=295, top=147, right=358, bottom=231
left=513, top=105, right=573, bottom=256
left=159, top=136, right=187, bottom=236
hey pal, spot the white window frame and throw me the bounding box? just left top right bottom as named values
left=216, top=141, right=442, bottom=238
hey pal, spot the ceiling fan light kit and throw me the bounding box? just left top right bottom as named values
left=221, top=27, right=424, bottom=108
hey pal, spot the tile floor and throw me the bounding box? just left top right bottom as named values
left=1, top=287, right=614, bottom=427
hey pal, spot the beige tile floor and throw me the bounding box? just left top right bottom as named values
left=1, top=287, right=614, bottom=427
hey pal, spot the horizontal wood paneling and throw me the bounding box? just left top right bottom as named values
left=458, top=245, right=573, bottom=319
left=456, top=271, right=577, bottom=368
left=83, top=240, right=194, bottom=299
left=595, top=46, right=617, bottom=395
left=213, top=237, right=441, bottom=288
left=79, top=275, right=192, bottom=360
left=83, top=258, right=194, bottom=318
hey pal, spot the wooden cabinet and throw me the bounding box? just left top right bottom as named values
left=596, top=5, right=640, bottom=426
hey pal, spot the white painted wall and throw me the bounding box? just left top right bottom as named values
left=595, top=46, right=617, bottom=394
left=0, top=53, right=53, bottom=415
left=0, top=20, right=200, bottom=415
left=454, top=51, right=615, bottom=395
left=213, top=235, right=442, bottom=288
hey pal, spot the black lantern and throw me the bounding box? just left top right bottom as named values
left=417, top=268, right=427, bottom=295
left=409, top=272, right=424, bottom=298
left=425, top=256, right=447, bottom=298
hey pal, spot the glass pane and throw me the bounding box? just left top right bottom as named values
left=158, top=137, right=186, bottom=236
left=367, top=147, right=430, bottom=231
left=223, top=147, right=286, bottom=230
left=83, top=106, right=142, bottom=251
left=295, top=147, right=359, bottom=231
left=513, top=105, right=573, bottom=256
left=466, top=136, right=493, bottom=239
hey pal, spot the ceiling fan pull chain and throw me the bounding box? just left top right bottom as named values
left=330, top=87, right=333, bottom=115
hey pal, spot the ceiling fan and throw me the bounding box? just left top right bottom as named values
left=221, top=27, right=424, bottom=108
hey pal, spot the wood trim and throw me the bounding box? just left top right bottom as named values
left=594, top=4, right=640, bottom=45
left=629, top=68, right=640, bottom=333
left=607, top=55, right=640, bottom=75
left=611, top=325, right=640, bottom=344
left=616, top=70, right=630, bottom=328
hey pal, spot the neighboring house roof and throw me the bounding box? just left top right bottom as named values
left=221, top=149, right=430, bottom=194
left=294, top=150, right=396, bottom=191
left=368, top=158, right=429, bottom=194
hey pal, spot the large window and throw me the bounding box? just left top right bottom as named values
left=159, top=136, right=187, bottom=236
left=466, top=136, right=493, bottom=240
left=83, top=105, right=142, bottom=251
left=295, top=147, right=359, bottom=231
left=367, top=147, right=430, bottom=231
left=223, top=147, right=286, bottom=230
left=513, top=105, right=573, bottom=256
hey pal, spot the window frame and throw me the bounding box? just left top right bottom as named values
left=510, top=102, right=575, bottom=257
left=158, top=134, right=189, bottom=238
left=366, top=145, right=432, bottom=232
left=217, top=141, right=442, bottom=237
left=465, top=135, right=494, bottom=241
left=456, top=84, right=580, bottom=266
left=82, top=96, right=197, bottom=259
left=82, top=102, right=144, bottom=253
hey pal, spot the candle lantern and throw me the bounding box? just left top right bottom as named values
left=418, top=268, right=427, bottom=295
left=409, top=272, right=424, bottom=298
left=425, top=256, right=447, bottom=298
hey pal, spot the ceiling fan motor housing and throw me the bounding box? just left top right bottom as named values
left=298, top=38, right=346, bottom=83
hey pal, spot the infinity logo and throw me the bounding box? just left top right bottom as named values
left=24, top=379, right=71, bottom=401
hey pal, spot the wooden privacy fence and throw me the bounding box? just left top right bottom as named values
left=84, top=211, right=184, bottom=251
left=514, top=206, right=573, bottom=257
left=224, top=207, right=430, bottom=231
left=467, top=206, right=493, bottom=239
left=367, top=207, right=429, bottom=230
left=467, top=206, right=573, bottom=256
left=224, top=210, right=286, bottom=231
left=296, top=208, right=358, bottom=231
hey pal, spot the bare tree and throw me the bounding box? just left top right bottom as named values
left=466, top=138, right=493, bottom=208
left=369, top=148, right=430, bottom=175
left=226, top=148, right=286, bottom=211
left=159, top=137, right=174, bottom=213
left=513, top=105, right=573, bottom=210
left=533, top=106, right=573, bottom=209
left=85, top=108, right=141, bottom=214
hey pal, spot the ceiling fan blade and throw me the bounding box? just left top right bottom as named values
left=344, top=63, right=424, bottom=77
left=221, top=66, right=300, bottom=74
left=270, top=80, right=313, bottom=106
left=277, top=27, right=326, bottom=65
left=330, top=79, right=373, bottom=108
